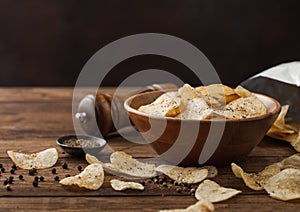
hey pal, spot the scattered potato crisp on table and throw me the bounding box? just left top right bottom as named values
left=231, top=153, right=300, bottom=201
left=59, top=163, right=104, bottom=190
left=7, top=148, right=58, bottom=169
left=85, top=153, right=133, bottom=178
left=195, top=179, right=241, bottom=202
left=200, top=166, right=218, bottom=178
left=110, top=151, right=157, bottom=178
left=155, top=164, right=208, bottom=184
left=159, top=199, right=214, bottom=212
left=86, top=152, right=156, bottom=178
left=267, top=105, right=300, bottom=152
left=231, top=163, right=274, bottom=191
left=263, top=168, right=300, bottom=201
left=110, top=179, right=144, bottom=191
left=280, top=153, right=300, bottom=169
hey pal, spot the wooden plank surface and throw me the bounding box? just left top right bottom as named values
left=0, top=87, right=299, bottom=211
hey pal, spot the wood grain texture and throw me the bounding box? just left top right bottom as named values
left=0, top=87, right=299, bottom=211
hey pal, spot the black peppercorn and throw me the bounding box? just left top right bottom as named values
left=28, top=168, right=36, bottom=176
left=32, top=180, right=38, bottom=187
left=11, top=164, right=17, bottom=170
left=40, top=176, right=44, bottom=181
left=54, top=176, right=59, bottom=181
left=34, top=176, right=39, bottom=181
left=1, top=167, right=5, bottom=173
left=10, top=169, right=15, bottom=174
left=51, top=168, right=56, bottom=174
left=0, top=164, right=3, bottom=169
left=3, top=179, right=8, bottom=185
left=18, top=175, right=23, bottom=180
left=159, top=178, right=164, bottom=184
left=6, top=185, right=12, bottom=191
left=175, top=182, right=181, bottom=186
left=77, top=166, right=82, bottom=171
left=176, top=188, right=182, bottom=193
left=8, top=178, right=13, bottom=184
left=62, top=162, right=68, bottom=169
left=162, top=182, right=168, bottom=188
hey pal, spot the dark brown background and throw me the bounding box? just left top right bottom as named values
left=1, top=0, right=300, bottom=86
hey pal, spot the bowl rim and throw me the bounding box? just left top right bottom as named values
left=124, top=90, right=281, bottom=123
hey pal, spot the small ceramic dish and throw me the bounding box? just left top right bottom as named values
left=56, top=135, right=106, bottom=157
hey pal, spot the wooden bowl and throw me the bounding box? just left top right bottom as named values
left=124, top=90, right=281, bottom=166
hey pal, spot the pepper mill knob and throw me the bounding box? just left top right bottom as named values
left=75, top=83, right=177, bottom=137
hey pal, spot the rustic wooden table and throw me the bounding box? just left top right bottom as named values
left=0, top=87, right=299, bottom=212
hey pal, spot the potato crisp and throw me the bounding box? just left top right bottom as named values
left=7, top=148, right=58, bottom=170
left=263, top=168, right=300, bottom=201
left=195, top=179, right=241, bottom=203
left=59, top=163, right=104, bottom=190
left=231, top=153, right=300, bottom=200
left=155, top=164, right=208, bottom=184
left=267, top=105, right=300, bottom=152
left=159, top=199, right=214, bottom=212
left=86, top=152, right=156, bottom=178
left=110, top=179, right=144, bottom=191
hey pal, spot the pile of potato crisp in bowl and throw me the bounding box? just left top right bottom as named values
left=125, top=83, right=281, bottom=165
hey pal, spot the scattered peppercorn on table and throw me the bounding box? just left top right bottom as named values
left=0, top=87, right=298, bottom=211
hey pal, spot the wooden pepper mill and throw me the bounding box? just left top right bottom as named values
left=75, top=83, right=177, bottom=137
